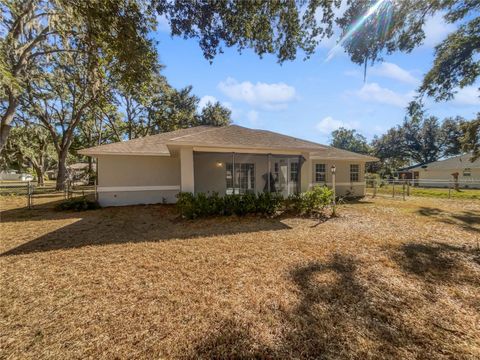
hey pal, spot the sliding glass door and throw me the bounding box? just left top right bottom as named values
left=271, top=157, right=299, bottom=197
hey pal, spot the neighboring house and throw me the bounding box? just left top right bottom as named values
left=47, top=163, right=96, bottom=181
left=0, top=170, right=34, bottom=182
left=79, top=125, right=378, bottom=206
left=399, top=153, right=479, bottom=188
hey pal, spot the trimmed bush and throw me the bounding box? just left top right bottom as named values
left=55, top=197, right=100, bottom=211
left=285, top=185, right=334, bottom=216
left=176, top=192, right=283, bottom=219
left=176, top=188, right=335, bottom=219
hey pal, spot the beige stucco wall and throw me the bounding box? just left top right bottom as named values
left=97, top=155, right=181, bottom=206
left=416, top=168, right=480, bottom=188
left=309, top=159, right=366, bottom=197
left=95, top=151, right=370, bottom=206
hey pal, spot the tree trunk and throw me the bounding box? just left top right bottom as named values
left=34, top=165, right=45, bottom=186
left=0, top=120, right=12, bottom=151
left=56, top=149, right=68, bottom=190
left=0, top=94, right=18, bottom=150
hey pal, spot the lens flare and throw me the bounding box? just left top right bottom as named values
left=326, top=0, right=392, bottom=62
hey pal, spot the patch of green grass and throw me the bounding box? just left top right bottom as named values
left=370, top=186, right=480, bottom=200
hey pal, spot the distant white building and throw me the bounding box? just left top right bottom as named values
left=0, top=170, right=34, bottom=182
left=406, top=153, right=479, bottom=188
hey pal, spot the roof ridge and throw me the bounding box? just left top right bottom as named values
left=168, top=125, right=226, bottom=141
left=234, top=124, right=329, bottom=148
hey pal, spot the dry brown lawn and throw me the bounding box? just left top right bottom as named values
left=1, top=194, right=479, bottom=359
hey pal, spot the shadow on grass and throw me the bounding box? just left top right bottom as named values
left=392, top=242, right=480, bottom=285
left=417, top=207, right=480, bottom=233
left=188, top=254, right=444, bottom=359
left=1, top=203, right=293, bottom=256
left=188, top=249, right=480, bottom=358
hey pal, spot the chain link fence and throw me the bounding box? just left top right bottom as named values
left=366, top=178, right=480, bottom=200
left=0, top=180, right=96, bottom=209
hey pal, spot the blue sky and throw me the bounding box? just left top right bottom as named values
left=153, top=13, right=479, bottom=145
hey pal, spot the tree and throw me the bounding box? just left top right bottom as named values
left=337, top=0, right=479, bottom=101
left=23, top=49, right=108, bottom=190
left=330, top=127, right=370, bottom=154
left=1, top=124, right=55, bottom=185
left=371, top=127, right=409, bottom=176
left=147, top=86, right=232, bottom=133
left=441, top=116, right=465, bottom=156
left=153, top=0, right=337, bottom=62
left=460, top=113, right=480, bottom=161
left=1, top=0, right=158, bottom=149
left=199, top=101, right=231, bottom=127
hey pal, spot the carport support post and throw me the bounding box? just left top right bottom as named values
left=392, top=180, right=395, bottom=198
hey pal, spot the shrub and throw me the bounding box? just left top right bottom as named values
left=176, top=192, right=283, bottom=219
left=256, top=192, right=283, bottom=215
left=55, top=197, right=100, bottom=211
left=285, top=185, right=334, bottom=216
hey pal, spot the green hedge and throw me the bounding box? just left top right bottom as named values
left=176, top=186, right=334, bottom=219
left=285, top=185, right=334, bottom=216
left=55, top=197, right=100, bottom=211
left=176, top=192, right=283, bottom=219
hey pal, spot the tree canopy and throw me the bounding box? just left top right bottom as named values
left=330, top=127, right=371, bottom=154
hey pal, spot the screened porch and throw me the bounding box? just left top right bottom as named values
left=193, top=152, right=304, bottom=197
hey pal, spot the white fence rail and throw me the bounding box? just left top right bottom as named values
left=365, top=178, right=480, bottom=200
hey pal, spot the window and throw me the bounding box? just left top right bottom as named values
left=290, top=162, right=299, bottom=182
left=463, top=168, right=471, bottom=177
left=315, top=164, right=326, bottom=182
left=226, top=163, right=255, bottom=194
left=350, top=164, right=360, bottom=182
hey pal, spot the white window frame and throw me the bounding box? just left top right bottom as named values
left=314, top=163, right=326, bottom=183
left=226, top=162, right=255, bottom=194
left=350, top=164, right=360, bottom=182
left=463, top=168, right=471, bottom=177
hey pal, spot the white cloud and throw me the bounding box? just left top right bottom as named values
left=218, top=77, right=297, bottom=110
left=422, top=13, right=456, bottom=48
left=370, top=62, right=419, bottom=85
left=452, top=87, right=480, bottom=106
left=198, top=95, right=217, bottom=110
left=345, top=63, right=419, bottom=85
left=246, top=110, right=259, bottom=124
left=315, top=116, right=358, bottom=134
left=351, top=82, right=415, bottom=108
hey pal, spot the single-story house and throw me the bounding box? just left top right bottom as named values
left=79, top=125, right=378, bottom=206
left=47, top=163, right=96, bottom=181
left=399, top=153, right=479, bottom=188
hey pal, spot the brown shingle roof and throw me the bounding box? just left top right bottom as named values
left=310, top=147, right=378, bottom=161
left=78, top=126, right=214, bottom=156
left=79, top=124, right=378, bottom=161
left=167, top=125, right=328, bottom=150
